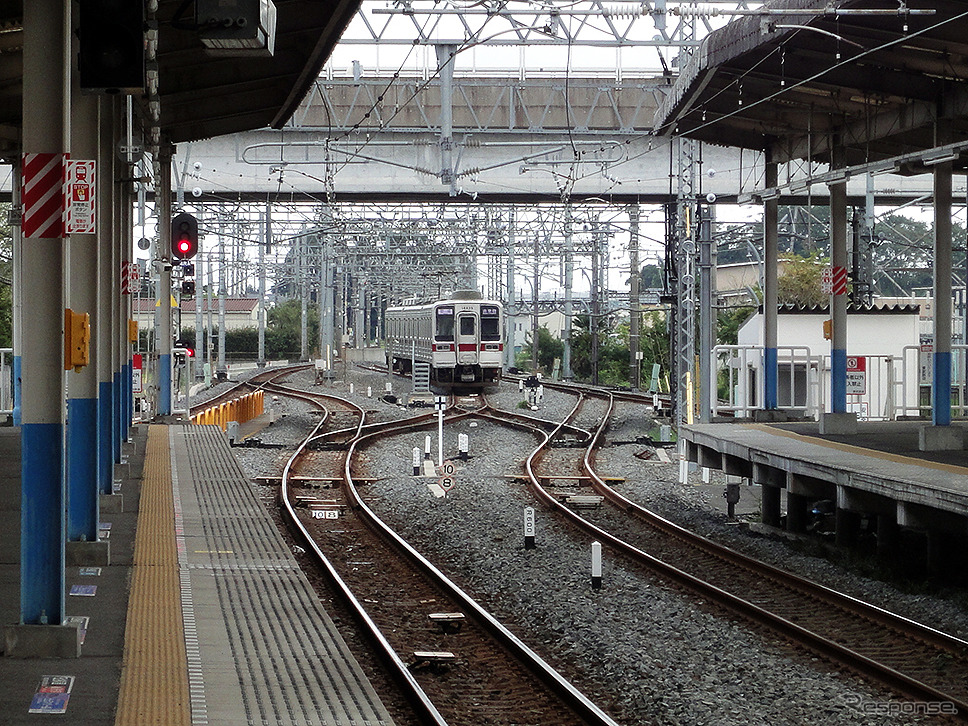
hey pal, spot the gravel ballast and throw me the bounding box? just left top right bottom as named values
left=218, top=365, right=966, bottom=725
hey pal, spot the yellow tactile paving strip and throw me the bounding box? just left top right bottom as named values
left=115, top=425, right=191, bottom=726
left=744, top=422, right=968, bottom=476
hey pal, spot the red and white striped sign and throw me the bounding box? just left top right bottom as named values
left=21, top=152, right=66, bottom=239
left=120, top=262, right=140, bottom=294
left=832, top=265, right=848, bottom=296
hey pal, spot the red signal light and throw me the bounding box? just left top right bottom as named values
left=171, top=212, right=199, bottom=260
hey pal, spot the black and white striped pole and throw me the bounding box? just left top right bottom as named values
left=435, top=395, right=446, bottom=466
left=591, top=541, right=602, bottom=590
left=524, top=506, right=536, bottom=549
left=412, top=447, right=421, bottom=476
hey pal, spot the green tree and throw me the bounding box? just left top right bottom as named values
left=266, top=299, right=319, bottom=359
left=568, top=314, right=630, bottom=386
left=777, top=252, right=828, bottom=307
left=515, top=325, right=563, bottom=374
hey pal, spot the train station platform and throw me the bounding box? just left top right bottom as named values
left=0, top=424, right=395, bottom=725
left=683, top=420, right=968, bottom=567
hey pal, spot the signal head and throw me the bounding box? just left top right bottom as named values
left=171, top=212, right=199, bottom=260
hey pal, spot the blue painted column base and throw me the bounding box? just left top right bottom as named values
left=124, top=363, right=132, bottom=439
left=159, top=353, right=172, bottom=416
left=934, top=350, right=952, bottom=427
left=21, top=422, right=65, bottom=624
left=831, top=348, right=848, bottom=414
left=97, top=382, right=113, bottom=495
left=67, top=398, right=98, bottom=542
left=764, top=347, right=778, bottom=410
left=113, top=372, right=122, bottom=462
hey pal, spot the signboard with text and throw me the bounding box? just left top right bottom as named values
left=846, top=355, right=867, bottom=395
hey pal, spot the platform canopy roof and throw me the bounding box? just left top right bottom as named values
left=0, top=0, right=360, bottom=157
left=653, top=0, right=968, bottom=173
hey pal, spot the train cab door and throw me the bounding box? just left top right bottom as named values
left=456, top=312, right=479, bottom=371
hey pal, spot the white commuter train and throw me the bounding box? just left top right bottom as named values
left=385, top=290, right=504, bottom=389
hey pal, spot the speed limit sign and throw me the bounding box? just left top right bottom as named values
left=439, top=476, right=455, bottom=492
left=439, top=460, right=456, bottom=476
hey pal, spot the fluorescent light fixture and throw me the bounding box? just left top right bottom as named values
left=869, top=162, right=899, bottom=177
left=922, top=150, right=959, bottom=166
left=760, top=188, right=780, bottom=201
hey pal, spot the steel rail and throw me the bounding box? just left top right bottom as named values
left=275, top=391, right=450, bottom=726
left=515, top=390, right=968, bottom=716
left=340, top=410, right=622, bottom=726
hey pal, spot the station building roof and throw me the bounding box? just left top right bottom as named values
left=0, top=0, right=360, bottom=157
left=653, top=0, right=968, bottom=171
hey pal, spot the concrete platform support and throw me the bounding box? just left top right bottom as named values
left=932, top=162, right=953, bottom=427
left=819, top=411, right=857, bottom=435
left=761, top=484, right=782, bottom=528
left=829, top=171, right=848, bottom=414
left=66, top=45, right=101, bottom=550
left=835, top=507, right=861, bottom=547
left=3, top=624, right=81, bottom=659
left=876, top=514, right=900, bottom=557
left=786, top=491, right=810, bottom=534
left=19, top=0, right=68, bottom=633
left=763, top=159, right=779, bottom=409
left=919, top=425, right=964, bottom=451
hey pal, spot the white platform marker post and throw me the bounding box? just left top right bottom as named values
left=591, top=541, right=603, bottom=590
left=518, top=379, right=524, bottom=393
left=524, top=506, right=536, bottom=549
left=424, top=434, right=432, bottom=460
left=412, top=447, right=421, bottom=476
left=678, top=441, right=688, bottom=485
left=349, top=383, right=355, bottom=394
left=435, top=395, right=445, bottom=466
left=385, top=382, right=392, bottom=394
left=458, top=433, right=469, bottom=461
left=367, top=386, right=372, bottom=398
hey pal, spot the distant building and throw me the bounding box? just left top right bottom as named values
left=734, top=303, right=922, bottom=420
left=133, top=296, right=260, bottom=333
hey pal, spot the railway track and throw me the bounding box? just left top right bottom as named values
left=482, top=387, right=968, bottom=719
left=274, top=385, right=621, bottom=726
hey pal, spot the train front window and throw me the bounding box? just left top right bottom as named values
left=459, top=316, right=475, bottom=336
left=436, top=307, right=455, bottom=341
left=481, top=306, right=500, bottom=341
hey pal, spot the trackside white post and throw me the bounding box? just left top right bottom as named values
left=412, top=447, right=421, bottom=476
left=437, top=407, right=444, bottom=466
left=591, top=541, right=602, bottom=590
left=458, top=433, right=469, bottom=461
left=524, top=506, right=536, bottom=549
left=349, top=382, right=354, bottom=394
left=367, top=386, right=372, bottom=397
left=424, top=434, right=432, bottom=460
left=434, top=395, right=445, bottom=466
